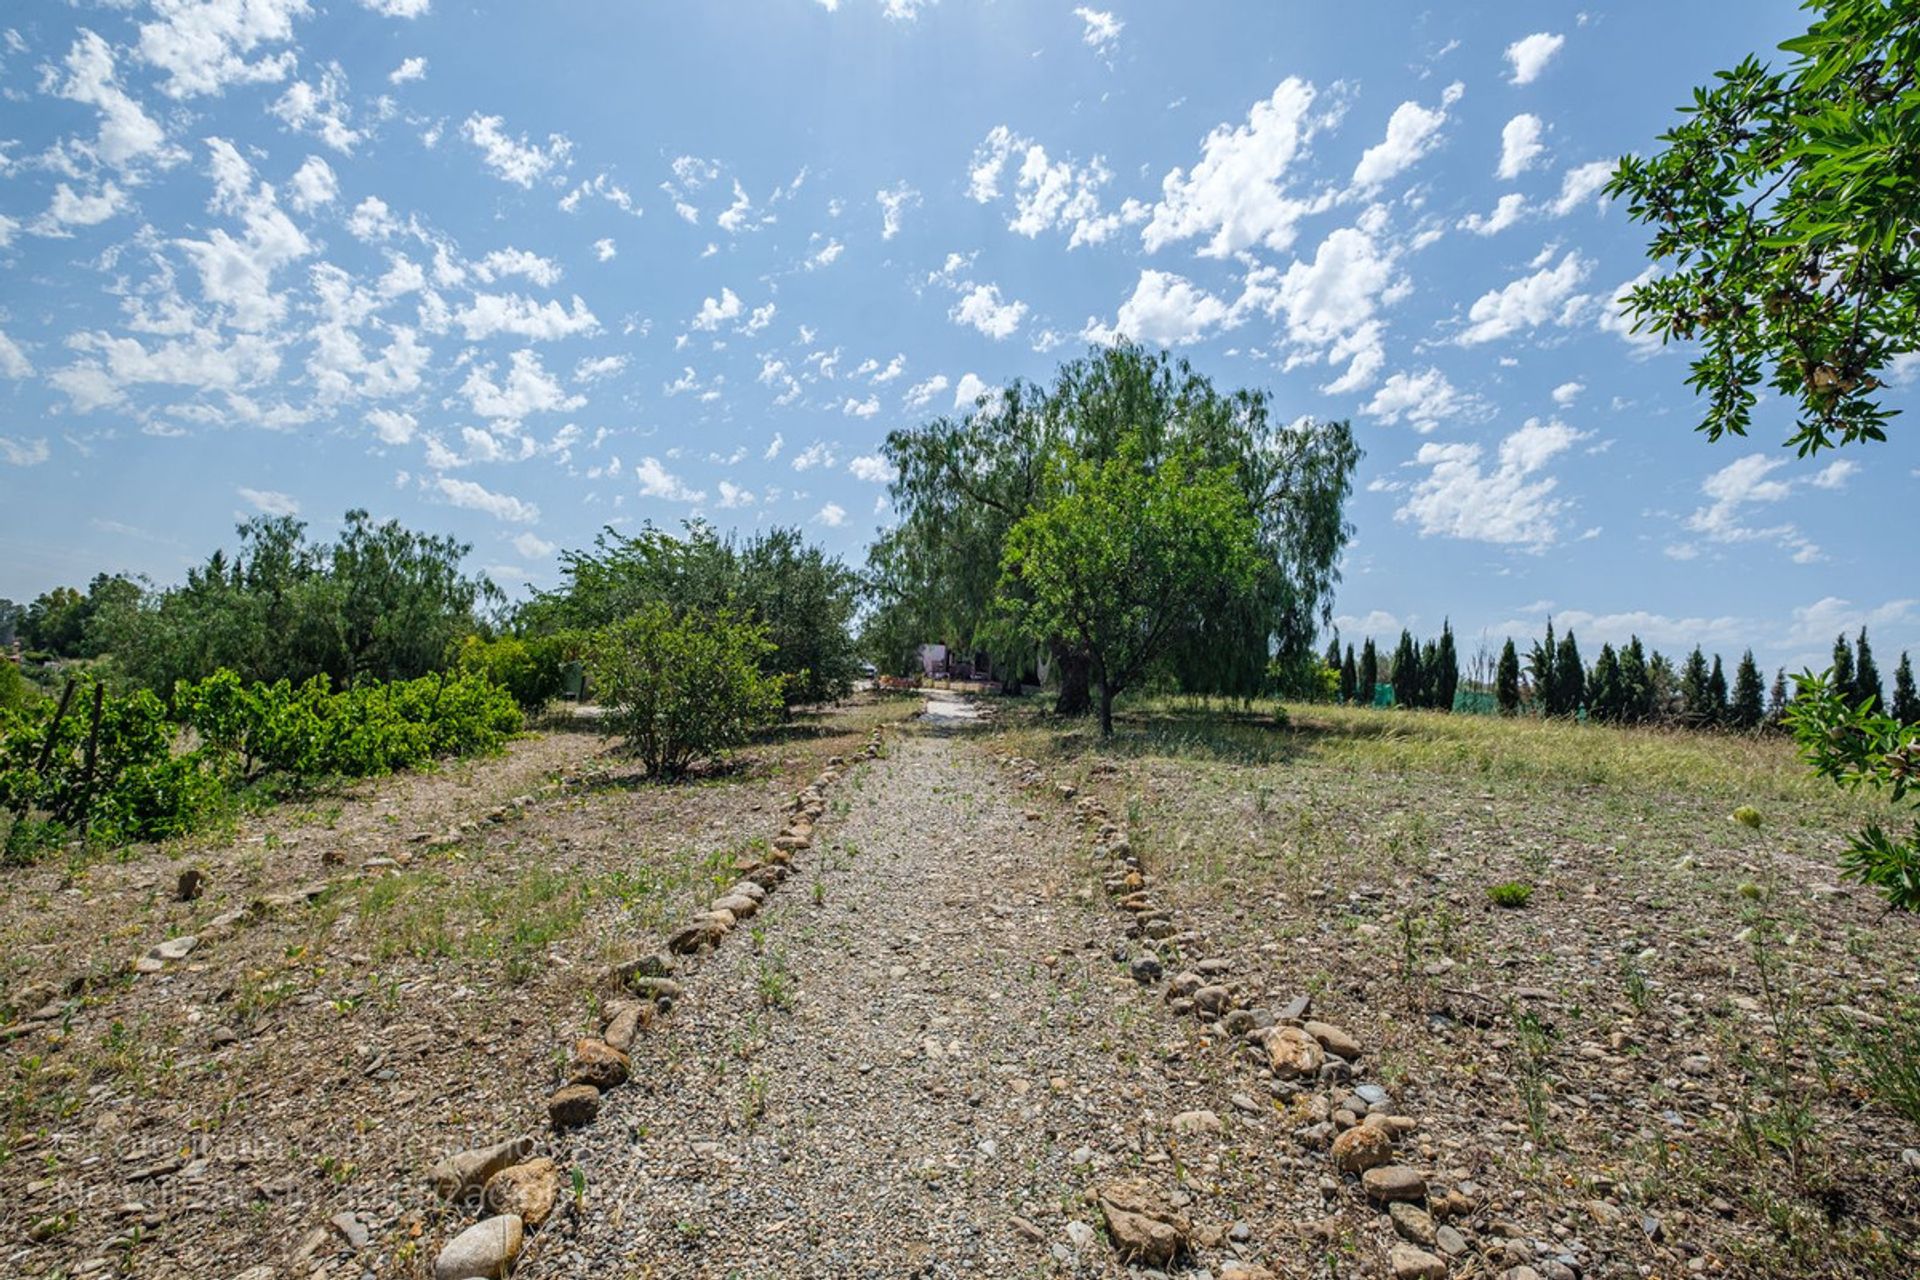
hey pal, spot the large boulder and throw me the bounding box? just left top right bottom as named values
left=484, top=1158, right=562, bottom=1228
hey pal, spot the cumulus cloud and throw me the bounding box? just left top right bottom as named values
left=635, top=455, right=705, bottom=503
left=691, top=287, right=743, bottom=331
left=904, top=374, right=949, bottom=409
left=461, top=348, right=584, bottom=421
left=435, top=476, right=539, bottom=523
left=1075, top=7, right=1123, bottom=55
left=462, top=113, right=573, bottom=187
left=1143, top=77, right=1333, bottom=258
left=1669, top=453, right=1851, bottom=564
left=849, top=454, right=890, bottom=483
left=950, top=283, right=1028, bottom=339
left=792, top=441, right=836, bottom=471
left=814, top=502, right=847, bottom=527
left=1505, top=32, right=1566, bottom=85
left=389, top=56, right=427, bottom=84
left=0, top=436, right=51, bottom=467
left=1084, top=269, right=1239, bottom=347
left=1498, top=114, right=1544, bottom=179
left=1396, top=417, right=1583, bottom=549
left=0, top=330, right=35, bottom=380
left=1260, top=205, right=1406, bottom=391
left=877, top=182, right=921, bottom=240
left=1456, top=248, right=1590, bottom=345
left=1362, top=367, right=1475, bottom=433
left=137, top=0, right=306, bottom=99
left=1350, top=83, right=1463, bottom=192
left=452, top=293, right=598, bottom=341
left=288, top=155, right=337, bottom=212
left=176, top=139, right=312, bottom=331
left=1458, top=192, right=1527, bottom=236
left=238, top=486, right=300, bottom=516
left=364, top=407, right=416, bottom=444
left=1549, top=160, right=1615, bottom=216
left=56, top=30, right=177, bottom=171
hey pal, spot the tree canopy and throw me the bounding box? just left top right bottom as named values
left=1609, top=0, right=1920, bottom=452
left=865, top=343, right=1360, bottom=709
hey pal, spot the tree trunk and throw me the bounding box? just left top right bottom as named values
left=1053, top=645, right=1091, bottom=717
left=1098, top=683, right=1115, bottom=737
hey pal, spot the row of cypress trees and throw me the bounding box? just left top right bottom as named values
left=1326, top=623, right=1460, bottom=710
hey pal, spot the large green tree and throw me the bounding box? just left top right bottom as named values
left=1609, top=0, right=1920, bottom=453
left=1495, top=638, right=1522, bottom=715
left=997, top=439, right=1262, bottom=736
left=868, top=344, right=1359, bottom=712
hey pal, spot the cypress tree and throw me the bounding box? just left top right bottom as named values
left=1340, top=644, right=1358, bottom=705
left=1324, top=635, right=1343, bottom=676
left=1890, top=651, right=1918, bottom=724
left=1854, top=627, right=1882, bottom=711
left=1391, top=630, right=1418, bottom=708
left=1768, top=667, right=1789, bottom=725
left=1418, top=638, right=1440, bottom=709
left=1681, top=647, right=1713, bottom=725
left=1554, top=629, right=1584, bottom=717
left=1619, top=636, right=1652, bottom=723
left=1648, top=650, right=1680, bottom=724
left=1528, top=621, right=1557, bottom=715
left=1496, top=637, right=1521, bottom=715
left=1731, top=650, right=1765, bottom=729
left=1831, top=632, right=1855, bottom=697
left=1358, top=638, right=1378, bottom=708
left=1435, top=620, right=1459, bottom=713
left=1707, top=654, right=1729, bottom=725
left=1589, top=643, right=1623, bottom=722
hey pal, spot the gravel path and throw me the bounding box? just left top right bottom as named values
left=539, top=711, right=1298, bottom=1279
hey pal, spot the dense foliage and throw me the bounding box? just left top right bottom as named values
left=525, top=522, right=858, bottom=708
left=867, top=344, right=1360, bottom=712
left=1, top=669, right=519, bottom=862
left=588, top=605, right=786, bottom=778
left=454, top=632, right=584, bottom=713
left=1788, top=668, right=1920, bottom=909
left=998, top=438, right=1262, bottom=735
left=34, top=512, right=500, bottom=694
left=1608, top=0, right=1920, bottom=453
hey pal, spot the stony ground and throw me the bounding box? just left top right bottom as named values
left=3, top=691, right=1918, bottom=1280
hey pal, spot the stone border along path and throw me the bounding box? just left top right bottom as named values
left=416, top=726, right=887, bottom=1280
left=996, top=750, right=1463, bottom=1280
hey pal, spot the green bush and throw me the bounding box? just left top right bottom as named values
left=589, top=605, right=784, bottom=780
left=1488, top=881, right=1535, bottom=908
left=1787, top=668, right=1920, bottom=910
left=454, top=632, right=579, bottom=713
left=0, top=661, right=36, bottom=715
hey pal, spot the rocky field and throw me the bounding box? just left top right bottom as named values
left=2, top=689, right=1916, bottom=1279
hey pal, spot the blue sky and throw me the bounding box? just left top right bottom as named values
left=1, top=0, right=1915, bottom=677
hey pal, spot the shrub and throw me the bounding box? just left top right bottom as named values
left=589, top=605, right=784, bottom=780
left=1786, top=668, right=1920, bottom=910
left=455, top=633, right=580, bottom=714
left=1489, top=881, right=1535, bottom=908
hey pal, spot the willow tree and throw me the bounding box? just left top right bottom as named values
left=865, top=343, right=1360, bottom=713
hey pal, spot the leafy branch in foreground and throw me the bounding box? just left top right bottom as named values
left=1786, top=668, right=1920, bottom=908
left=1607, top=0, right=1920, bottom=453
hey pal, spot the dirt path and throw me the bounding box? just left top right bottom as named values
left=545, top=711, right=1297, bottom=1279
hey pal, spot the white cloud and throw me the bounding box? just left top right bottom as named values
left=1498, top=114, right=1545, bottom=180
left=1143, top=77, right=1330, bottom=258
left=288, top=155, right=337, bottom=212
left=362, top=0, right=430, bottom=16
left=849, top=454, right=890, bottom=483
left=842, top=395, right=879, bottom=418
left=877, top=182, right=921, bottom=239
left=346, top=195, right=400, bottom=240
left=814, top=502, right=847, bottom=527
left=635, top=456, right=704, bottom=503
left=969, top=127, right=1136, bottom=248
left=1551, top=380, right=1584, bottom=407
left=1089, top=269, right=1236, bottom=347
left=950, top=283, right=1027, bottom=339
left=56, top=30, right=176, bottom=171
left=1264, top=206, right=1405, bottom=391
left=435, top=476, right=539, bottom=523
left=1784, top=597, right=1919, bottom=652
left=0, top=436, right=50, bottom=467
left=452, top=293, right=599, bottom=341
left=238, top=486, right=300, bottom=516
left=880, top=0, right=933, bottom=21
left=953, top=371, right=990, bottom=408
left=512, top=531, right=555, bottom=559
left=1456, top=249, right=1590, bottom=345
left=905, top=374, right=948, bottom=409
left=1350, top=83, right=1463, bottom=192
left=1458, top=192, right=1528, bottom=237
left=692, top=287, right=743, bottom=331
left=1596, top=265, right=1662, bottom=355
left=473, top=247, right=563, bottom=288
left=792, top=441, right=836, bottom=471
left=0, top=330, right=34, bottom=379
left=176, top=140, right=312, bottom=331
left=1505, top=32, right=1566, bottom=85
left=1362, top=367, right=1474, bottom=433
left=462, top=349, right=584, bottom=421
left=763, top=433, right=784, bottom=461
left=32, top=181, right=131, bottom=236
left=806, top=237, right=845, bottom=270
left=1397, top=418, right=1582, bottom=549
left=270, top=63, right=361, bottom=153
left=559, top=172, right=639, bottom=217
left=1075, top=6, right=1123, bottom=54
left=462, top=113, right=573, bottom=187
left=137, top=0, right=306, bottom=99
left=1549, top=160, right=1615, bottom=217
left=389, top=55, right=427, bottom=84
left=593, top=237, right=616, bottom=262
left=717, top=480, right=756, bottom=509
left=365, top=408, right=416, bottom=444
left=1671, top=453, right=1845, bottom=563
